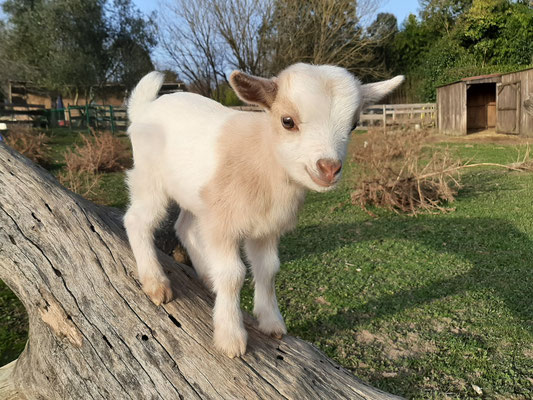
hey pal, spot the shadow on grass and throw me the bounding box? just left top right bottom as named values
left=281, top=216, right=533, bottom=332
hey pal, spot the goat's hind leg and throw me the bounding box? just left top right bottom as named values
left=124, top=170, right=172, bottom=305
left=174, top=209, right=211, bottom=287
left=197, top=220, right=247, bottom=357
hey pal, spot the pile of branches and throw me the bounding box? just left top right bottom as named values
left=351, top=130, right=462, bottom=216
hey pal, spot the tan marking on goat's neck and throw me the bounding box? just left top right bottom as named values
left=200, top=112, right=305, bottom=242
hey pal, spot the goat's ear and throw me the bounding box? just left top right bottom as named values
left=361, top=75, right=404, bottom=109
left=229, top=71, right=278, bottom=109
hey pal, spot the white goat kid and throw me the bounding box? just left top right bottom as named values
left=124, top=63, right=404, bottom=358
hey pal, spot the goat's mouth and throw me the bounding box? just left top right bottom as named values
left=305, top=167, right=337, bottom=188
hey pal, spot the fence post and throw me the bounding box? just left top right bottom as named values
left=109, top=105, right=116, bottom=135
left=382, top=104, right=387, bottom=132
left=85, top=104, right=90, bottom=133
left=68, top=106, right=72, bottom=131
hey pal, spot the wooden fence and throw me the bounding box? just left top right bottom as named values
left=0, top=103, right=128, bottom=134
left=0, top=103, right=47, bottom=125
left=230, top=103, right=436, bottom=130
left=359, top=103, right=436, bottom=130
left=1, top=102, right=436, bottom=133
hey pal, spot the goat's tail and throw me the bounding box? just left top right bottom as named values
left=127, top=71, right=164, bottom=122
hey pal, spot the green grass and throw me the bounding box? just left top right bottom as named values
left=0, top=280, right=28, bottom=366
left=46, top=128, right=131, bottom=209
left=2, top=134, right=533, bottom=398
left=45, top=127, right=88, bottom=171
left=245, top=169, right=533, bottom=398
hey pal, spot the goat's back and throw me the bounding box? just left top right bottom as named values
left=128, top=92, right=240, bottom=214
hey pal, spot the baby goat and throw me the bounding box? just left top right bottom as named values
left=125, top=63, right=403, bottom=358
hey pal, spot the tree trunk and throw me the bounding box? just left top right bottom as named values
left=0, top=143, right=402, bottom=400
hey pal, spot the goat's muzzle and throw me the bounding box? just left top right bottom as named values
left=316, top=158, right=342, bottom=184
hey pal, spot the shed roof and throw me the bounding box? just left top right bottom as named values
left=437, top=73, right=502, bottom=89
left=437, top=67, right=533, bottom=89
left=461, top=73, right=501, bottom=82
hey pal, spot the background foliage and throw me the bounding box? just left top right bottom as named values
left=383, top=0, right=533, bottom=101
left=1, top=0, right=531, bottom=102
left=0, top=0, right=155, bottom=98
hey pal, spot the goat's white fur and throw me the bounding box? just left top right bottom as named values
left=124, top=63, right=403, bottom=357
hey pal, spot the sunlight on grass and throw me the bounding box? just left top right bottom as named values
left=2, top=132, right=532, bottom=399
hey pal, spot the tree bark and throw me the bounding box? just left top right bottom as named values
left=0, top=143, right=402, bottom=400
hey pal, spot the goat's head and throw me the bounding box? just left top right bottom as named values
left=230, top=63, right=404, bottom=192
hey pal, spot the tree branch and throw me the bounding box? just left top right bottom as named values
left=0, top=143, right=401, bottom=399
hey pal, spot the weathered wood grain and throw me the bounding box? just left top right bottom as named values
left=0, top=143, right=402, bottom=400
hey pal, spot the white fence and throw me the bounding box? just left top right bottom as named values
left=359, top=103, right=436, bottom=130
left=230, top=103, right=437, bottom=130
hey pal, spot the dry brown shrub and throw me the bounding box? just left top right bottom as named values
left=58, top=169, right=102, bottom=198
left=351, top=129, right=462, bottom=216
left=58, top=130, right=130, bottom=198
left=64, top=130, right=131, bottom=174
left=4, top=125, right=50, bottom=165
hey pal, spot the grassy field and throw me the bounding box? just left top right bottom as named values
left=1, top=129, right=533, bottom=399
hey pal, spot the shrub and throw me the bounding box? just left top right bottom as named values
left=58, top=169, right=102, bottom=199
left=58, top=130, right=131, bottom=198
left=4, top=125, right=50, bottom=165
left=63, top=130, right=131, bottom=174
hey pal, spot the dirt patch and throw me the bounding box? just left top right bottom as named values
left=425, top=129, right=533, bottom=145
left=356, top=329, right=377, bottom=345
left=314, top=296, right=331, bottom=306
left=356, top=329, right=437, bottom=360
left=523, top=347, right=533, bottom=359
left=431, top=317, right=453, bottom=333
left=352, top=129, right=533, bottom=148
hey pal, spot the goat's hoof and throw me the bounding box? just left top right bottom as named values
left=214, top=327, right=247, bottom=358
left=257, top=316, right=287, bottom=340
left=142, top=277, right=173, bottom=306
left=271, top=332, right=284, bottom=340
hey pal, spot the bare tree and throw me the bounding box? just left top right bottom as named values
left=158, top=0, right=386, bottom=97
left=211, top=0, right=274, bottom=75
left=0, top=142, right=402, bottom=400
left=159, top=0, right=228, bottom=98
left=262, top=0, right=386, bottom=78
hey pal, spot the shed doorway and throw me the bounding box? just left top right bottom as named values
left=467, top=83, right=497, bottom=132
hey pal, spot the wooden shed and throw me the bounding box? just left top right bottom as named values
left=437, top=68, right=533, bottom=136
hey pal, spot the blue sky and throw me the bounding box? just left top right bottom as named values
left=0, top=0, right=421, bottom=26
left=133, top=0, right=421, bottom=67
left=133, top=0, right=421, bottom=26
left=379, top=0, right=420, bottom=24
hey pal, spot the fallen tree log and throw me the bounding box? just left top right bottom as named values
left=0, top=143, right=402, bottom=400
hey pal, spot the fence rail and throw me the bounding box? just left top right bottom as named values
left=359, top=103, right=436, bottom=130
left=0, top=103, right=47, bottom=124
left=0, top=103, right=129, bottom=134
left=2, top=101, right=437, bottom=133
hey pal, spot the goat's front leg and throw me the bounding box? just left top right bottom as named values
left=245, top=236, right=286, bottom=339
left=202, top=230, right=247, bottom=358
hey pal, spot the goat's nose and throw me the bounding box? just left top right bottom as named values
left=316, top=159, right=342, bottom=182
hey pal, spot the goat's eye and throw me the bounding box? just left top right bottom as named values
left=281, top=116, right=295, bottom=130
